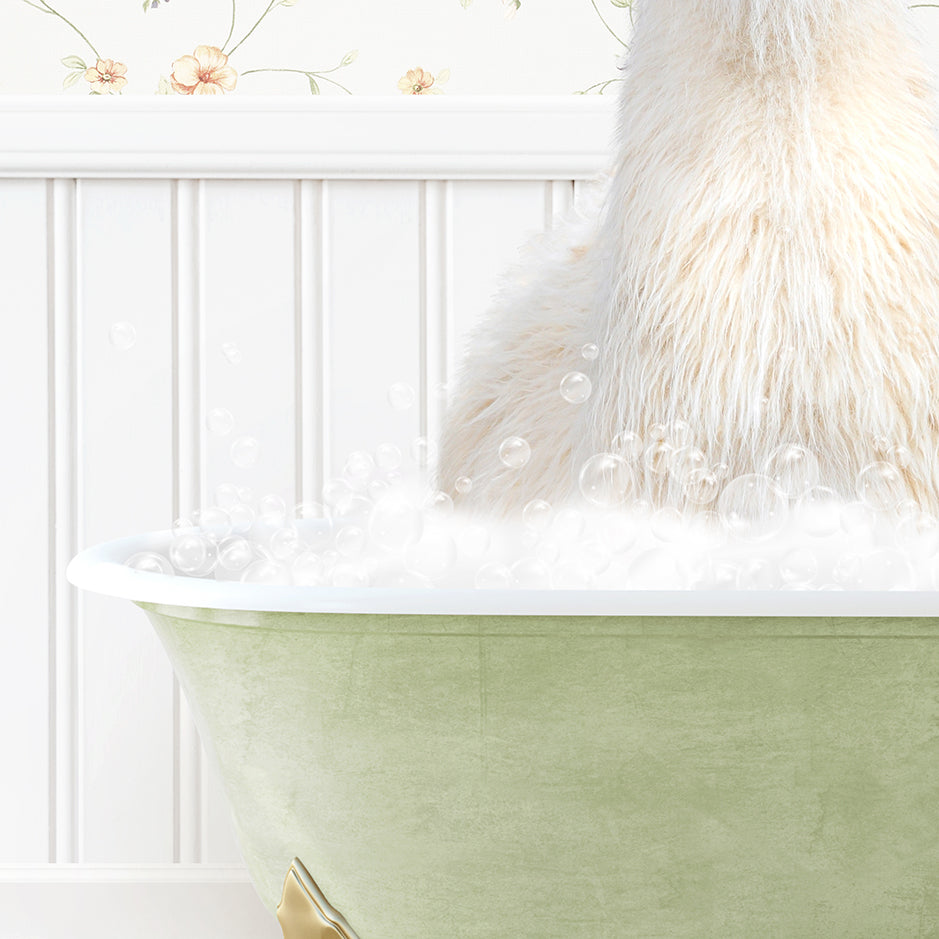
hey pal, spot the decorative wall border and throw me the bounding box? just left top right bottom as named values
left=0, top=96, right=616, bottom=180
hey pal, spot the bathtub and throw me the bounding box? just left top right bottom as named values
left=68, top=530, right=939, bottom=938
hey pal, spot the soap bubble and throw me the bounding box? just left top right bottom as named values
left=344, top=450, right=375, bottom=483
left=455, top=476, right=473, bottom=494
left=762, top=444, right=820, bottom=498
left=895, top=510, right=939, bottom=558
left=221, top=341, right=242, bottom=365
left=292, top=551, right=325, bottom=586
left=241, top=559, right=286, bottom=584
left=670, top=446, right=706, bottom=481
left=522, top=499, right=553, bottom=531
left=369, top=494, right=423, bottom=551
left=411, top=436, right=438, bottom=468
left=335, top=525, right=367, bottom=558
left=269, top=526, right=302, bottom=562
left=230, top=436, right=260, bottom=468
left=627, top=548, right=687, bottom=589
left=578, top=453, right=636, bottom=507
left=109, top=321, right=136, bottom=351
left=886, top=444, right=913, bottom=469
left=229, top=503, right=255, bottom=534
left=644, top=441, right=673, bottom=476
left=857, top=549, right=915, bottom=590
left=683, top=468, right=720, bottom=505
left=375, top=443, right=403, bottom=472
left=717, top=474, right=788, bottom=541
left=499, top=436, right=531, bottom=469
left=322, top=478, right=354, bottom=512
left=458, top=522, right=491, bottom=560
left=856, top=462, right=905, bottom=512
left=408, top=529, right=457, bottom=579
left=552, top=507, right=586, bottom=541
left=125, top=551, right=173, bottom=574
left=198, top=507, right=232, bottom=542
left=206, top=408, right=234, bottom=436
left=581, top=342, right=599, bottom=361
left=387, top=382, right=416, bottom=411
left=511, top=557, right=552, bottom=588
left=217, top=536, right=253, bottom=572
left=258, top=493, right=287, bottom=522
left=651, top=506, right=684, bottom=542
left=332, top=564, right=370, bottom=588
left=667, top=420, right=693, bottom=449
left=840, top=500, right=876, bottom=538
left=737, top=557, right=781, bottom=590
left=779, top=548, right=818, bottom=585
left=214, top=483, right=241, bottom=509
left=475, top=562, right=513, bottom=589
left=169, top=532, right=215, bottom=575
left=596, top=511, right=639, bottom=553
left=423, top=490, right=454, bottom=517
left=795, top=486, right=841, bottom=537
left=611, top=430, right=643, bottom=462
left=560, top=372, right=592, bottom=404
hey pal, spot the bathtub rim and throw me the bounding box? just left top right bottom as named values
left=67, top=529, right=939, bottom=617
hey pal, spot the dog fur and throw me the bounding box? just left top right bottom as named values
left=438, top=0, right=939, bottom=515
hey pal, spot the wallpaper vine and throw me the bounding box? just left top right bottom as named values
left=2, top=1, right=938, bottom=96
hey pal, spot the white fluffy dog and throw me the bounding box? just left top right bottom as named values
left=438, top=0, right=939, bottom=515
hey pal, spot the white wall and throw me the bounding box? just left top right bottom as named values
left=0, top=96, right=613, bottom=937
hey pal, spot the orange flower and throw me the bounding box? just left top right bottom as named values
left=171, top=45, right=238, bottom=96
left=397, top=67, right=441, bottom=95
left=84, top=59, right=127, bottom=94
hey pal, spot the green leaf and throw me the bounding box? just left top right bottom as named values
left=142, top=0, right=149, bottom=10
left=609, top=0, right=631, bottom=6
left=459, top=0, right=473, bottom=8
left=62, top=69, right=85, bottom=90
left=436, top=67, right=451, bottom=84
left=340, top=49, right=358, bottom=67
left=61, top=54, right=86, bottom=69
left=156, top=76, right=174, bottom=95
left=280, top=0, right=299, bottom=6
left=307, top=75, right=320, bottom=95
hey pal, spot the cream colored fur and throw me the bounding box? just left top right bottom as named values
left=438, top=0, right=939, bottom=514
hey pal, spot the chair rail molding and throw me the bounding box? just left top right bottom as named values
left=0, top=96, right=617, bottom=180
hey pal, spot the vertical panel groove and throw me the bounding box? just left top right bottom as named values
left=318, top=181, right=330, bottom=491
left=171, top=179, right=203, bottom=864
left=545, top=180, right=575, bottom=231
left=419, top=180, right=452, bottom=446
left=296, top=180, right=326, bottom=505
left=50, top=177, right=80, bottom=864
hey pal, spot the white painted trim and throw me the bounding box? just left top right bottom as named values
left=0, top=863, right=253, bottom=884
left=0, top=96, right=616, bottom=180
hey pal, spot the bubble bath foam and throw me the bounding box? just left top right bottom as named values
left=438, top=0, right=939, bottom=515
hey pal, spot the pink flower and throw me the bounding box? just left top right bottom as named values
left=397, top=67, right=441, bottom=95
left=84, top=59, right=127, bottom=94
left=171, top=45, right=238, bottom=96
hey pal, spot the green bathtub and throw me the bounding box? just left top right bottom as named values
left=69, top=532, right=939, bottom=938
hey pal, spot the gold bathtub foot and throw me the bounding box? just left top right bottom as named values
left=277, top=857, right=360, bottom=939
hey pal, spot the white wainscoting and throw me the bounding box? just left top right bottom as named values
left=0, top=96, right=614, bottom=937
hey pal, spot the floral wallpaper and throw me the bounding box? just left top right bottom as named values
left=1, top=1, right=938, bottom=96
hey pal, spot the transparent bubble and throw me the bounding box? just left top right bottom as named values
left=579, top=540, right=612, bottom=576
left=217, top=536, right=254, bottom=572
left=411, top=436, right=438, bottom=469
left=833, top=553, right=863, bottom=588
left=475, top=562, right=513, bottom=589
left=295, top=500, right=328, bottom=520
left=647, top=423, right=668, bottom=445
left=627, top=548, right=687, bottom=589
left=896, top=510, right=939, bottom=558
left=840, top=500, right=876, bottom=538
left=241, top=559, right=287, bottom=584
left=387, top=382, right=416, bottom=411
left=560, top=371, right=592, bottom=404
left=717, top=474, right=788, bottom=541
left=229, top=503, right=255, bottom=534
left=169, top=532, right=216, bottom=575
left=762, top=444, right=820, bottom=498
left=455, top=476, right=473, bottom=495
left=269, top=526, right=301, bottom=562
left=651, top=506, right=684, bottom=542
left=886, top=444, right=913, bottom=469
left=258, top=494, right=288, bottom=523
left=230, top=436, right=260, bottom=469
left=667, top=420, right=692, bottom=449
left=199, top=507, right=232, bottom=542
left=552, top=559, right=594, bottom=589
left=332, top=565, right=370, bottom=588
left=408, top=530, right=458, bottom=580
left=683, top=468, right=720, bottom=505
left=432, top=381, right=449, bottom=402
left=581, top=342, right=599, bottom=361
left=612, top=430, right=643, bottom=462
left=344, top=450, right=375, bottom=482
left=670, top=446, right=706, bottom=481
left=644, top=441, right=673, bottom=477
left=523, top=499, right=553, bottom=531
left=856, top=549, right=915, bottom=590
left=597, top=512, right=639, bottom=553
left=536, top=539, right=561, bottom=566
left=713, top=462, right=731, bottom=480
left=375, top=443, right=403, bottom=472
left=737, top=557, right=782, bottom=590
left=779, top=548, right=818, bottom=585
left=214, top=483, right=241, bottom=509
left=369, top=494, right=424, bottom=551
left=109, top=321, right=136, bottom=351
left=512, top=557, right=551, bottom=589
left=499, top=436, right=531, bottom=469
left=578, top=453, right=636, bottom=507
left=424, top=490, right=454, bottom=517
left=292, top=551, right=325, bottom=586
left=323, top=478, right=354, bottom=512
left=552, top=507, right=586, bottom=541
left=871, top=434, right=891, bottom=454
left=335, top=525, right=366, bottom=558
left=221, top=341, right=243, bottom=365
left=206, top=407, right=234, bottom=436
left=458, top=522, right=491, bottom=560
left=125, top=551, right=173, bottom=575
left=856, top=462, right=905, bottom=512
left=795, top=486, right=841, bottom=537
